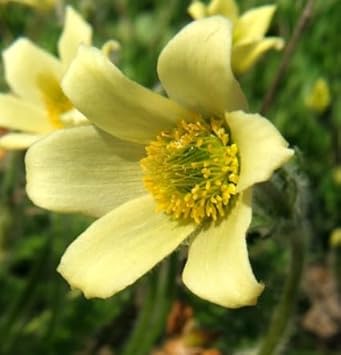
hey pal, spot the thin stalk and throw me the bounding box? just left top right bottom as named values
left=257, top=224, right=306, bottom=355
left=331, top=246, right=341, bottom=298
left=121, top=254, right=177, bottom=355
left=1, top=151, right=22, bottom=202
left=138, top=254, right=177, bottom=354
left=42, top=214, right=63, bottom=344
left=120, top=272, right=159, bottom=355
left=260, top=0, right=314, bottom=115
left=0, top=237, right=51, bottom=354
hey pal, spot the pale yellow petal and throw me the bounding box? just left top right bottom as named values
left=234, top=5, right=276, bottom=44
left=101, top=39, right=121, bottom=64
left=3, top=38, right=62, bottom=105
left=0, top=94, right=54, bottom=133
left=232, top=37, right=284, bottom=75
left=157, top=16, right=247, bottom=117
left=0, top=132, right=42, bottom=149
left=225, top=111, right=294, bottom=192
left=58, top=6, right=92, bottom=70
left=26, top=126, right=146, bottom=217
left=59, top=109, right=90, bottom=128
left=208, top=0, right=239, bottom=22
left=62, top=46, right=192, bottom=144
left=183, top=190, right=264, bottom=308
left=57, top=195, right=195, bottom=298
left=188, top=1, right=207, bottom=19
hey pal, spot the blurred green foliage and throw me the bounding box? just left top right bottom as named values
left=0, top=0, right=340, bottom=354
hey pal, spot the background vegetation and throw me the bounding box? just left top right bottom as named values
left=0, top=0, right=340, bottom=354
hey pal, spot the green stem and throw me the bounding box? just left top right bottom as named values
left=120, top=273, right=158, bottom=355
left=1, top=151, right=23, bottom=202
left=0, top=237, right=51, bottom=354
left=42, top=215, right=63, bottom=343
left=260, top=0, right=314, bottom=115
left=121, top=254, right=177, bottom=355
left=257, top=225, right=306, bottom=355
left=138, top=254, right=177, bottom=354
left=331, top=246, right=341, bottom=297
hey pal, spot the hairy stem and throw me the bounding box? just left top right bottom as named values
left=257, top=224, right=306, bottom=355
left=121, top=254, right=177, bottom=355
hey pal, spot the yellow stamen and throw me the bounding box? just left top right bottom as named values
left=141, top=118, right=240, bottom=224
left=36, top=73, right=73, bottom=128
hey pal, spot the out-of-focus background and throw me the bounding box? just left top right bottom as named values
left=0, top=0, right=340, bottom=354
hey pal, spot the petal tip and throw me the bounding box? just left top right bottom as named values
left=57, top=262, right=112, bottom=299
left=182, top=271, right=265, bottom=308
left=3, top=37, right=29, bottom=65
left=61, top=44, right=94, bottom=93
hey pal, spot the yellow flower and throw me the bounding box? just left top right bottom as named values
left=26, top=17, right=293, bottom=308
left=188, top=0, right=284, bottom=75
left=0, top=0, right=56, bottom=11
left=330, top=228, right=341, bottom=248
left=0, top=7, right=92, bottom=150
left=333, top=166, right=341, bottom=185
left=304, top=78, right=331, bottom=114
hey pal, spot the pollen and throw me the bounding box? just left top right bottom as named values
left=140, top=118, right=240, bottom=224
left=37, top=73, right=73, bottom=128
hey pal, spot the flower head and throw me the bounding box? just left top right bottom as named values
left=26, top=17, right=293, bottom=308
left=188, top=0, right=284, bottom=75
left=0, top=6, right=91, bottom=150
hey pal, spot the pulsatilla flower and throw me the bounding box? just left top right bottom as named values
left=26, top=17, right=293, bottom=308
left=0, top=7, right=91, bottom=150
left=188, top=0, right=284, bottom=75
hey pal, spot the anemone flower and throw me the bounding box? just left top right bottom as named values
left=0, top=6, right=91, bottom=150
left=26, top=17, right=293, bottom=308
left=188, top=0, right=284, bottom=75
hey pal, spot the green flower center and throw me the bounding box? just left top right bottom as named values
left=141, top=118, right=240, bottom=224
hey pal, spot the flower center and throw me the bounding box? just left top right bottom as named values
left=141, top=118, right=240, bottom=224
left=37, top=73, right=73, bottom=128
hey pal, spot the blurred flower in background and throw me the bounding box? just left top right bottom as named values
left=330, top=228, right=341, bottom=248
left=332, top=166, right=341, bottom=185
left=26, top=17, right=293, bottom=308
left=0, top=6, right=91, bottom=150
left=188, top=0, right=284, bottom=75
left=304, top=77, right=331, bottom=114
